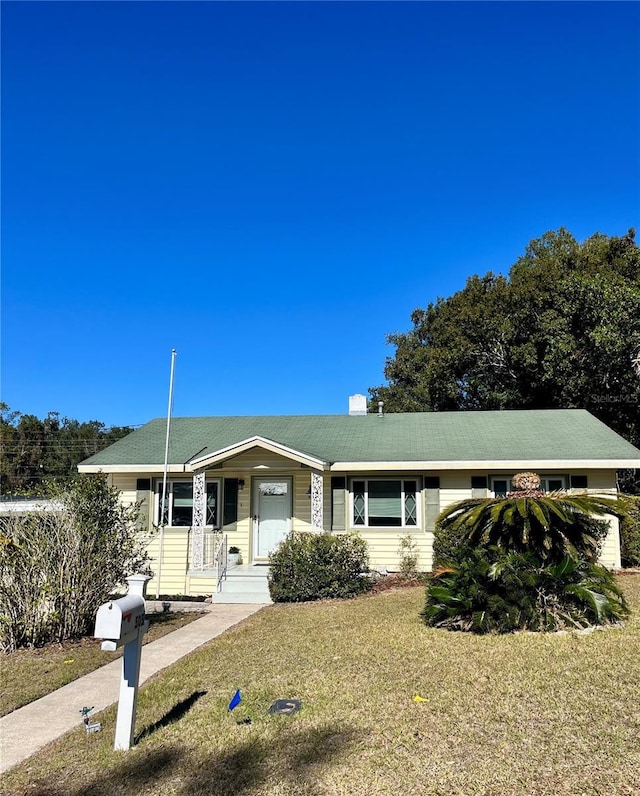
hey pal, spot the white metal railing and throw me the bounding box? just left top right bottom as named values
left=191, top=529, right=223, bottom=571
left=215, top=533, right=228, bottom=591
left=189, top=530, right=227, bottom=590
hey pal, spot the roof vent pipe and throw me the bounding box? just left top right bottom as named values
left=378, top=401, right=384, bottom=417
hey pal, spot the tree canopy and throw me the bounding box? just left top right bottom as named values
left=0, top=404, right=132, bottom=495
left=370, top=228, right=640, bottom=449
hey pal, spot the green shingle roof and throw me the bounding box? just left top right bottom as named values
left=80, top=410, right=640, bottom=468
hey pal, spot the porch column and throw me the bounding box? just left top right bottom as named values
left=311, top=472, right=323, bottom=532
left=192, top=471, right=206, bottom=569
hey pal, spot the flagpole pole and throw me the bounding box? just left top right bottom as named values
left=156, top=349, right=177, bottom=599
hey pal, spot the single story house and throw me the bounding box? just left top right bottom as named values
left=78, top=402, right=640, bottom=599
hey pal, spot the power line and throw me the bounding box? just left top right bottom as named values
left=1, top=421, right=144, bottom=431
left=1, top=442, right=132, bottom=450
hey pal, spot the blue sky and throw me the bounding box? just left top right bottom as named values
left=2, top=1, right=639, bottom=428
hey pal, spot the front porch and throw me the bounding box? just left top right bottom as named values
left=188, top=531, right=271, bottom=603
left=144, top=441, right=327, bottom=598
left=145, top=528, right=273, bottom=602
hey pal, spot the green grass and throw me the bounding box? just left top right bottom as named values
left=0, top=611, right=205, bottom=717
left=2, top=577, right=640, bottom=796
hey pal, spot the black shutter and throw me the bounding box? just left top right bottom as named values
left=331, top=477, right=346, bottom=531
left=223, top=478, right=239, bottom=526
left=136, top=479, right=152, bottom=529
left=424, top=476, right=440, bottom=530
left=471, top=475, right=488, bottom=498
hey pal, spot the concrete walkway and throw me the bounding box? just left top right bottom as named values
left=0, top=603, right=266, bottom=774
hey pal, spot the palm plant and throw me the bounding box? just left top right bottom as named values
left=537, top=556, right=629, bottom=627
left=424, top=474, right=631, bottom=633
left=423, top=547, right=629, bottom=633
left=437, top=486, right=628, bottom=565
left=423, top=547, right=540, bottom=632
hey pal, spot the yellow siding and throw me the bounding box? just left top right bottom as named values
left=185, top=573, right=218, bottom=597
left=292, top=473, right=312, bottom=531
left=439, top=470, right=619, bottom=494
left=145, top=529, right=191, bottom=596
left=440, top=489, right=472, bottom=509
left=440, top=473, right=477, bottom=490
left=598, top=518, right=622, bottom=569
left=112, top=466, right=624, bottom=592
left=111, top=475, right=138, bottom=508
left=232, top=501, right=252, bottom=565
left=577, top=470, right=616, bottom=492
left=347, top=529, right=433, bottom=572
left=223, top=449, right=301, bottom=470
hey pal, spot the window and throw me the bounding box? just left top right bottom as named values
left=155, top=480, right=220, bottom=527
left=491, top=475, right=567, bottom=498
left=351, top=479, right=419, bottom=527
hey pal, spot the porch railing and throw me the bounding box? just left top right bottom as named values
left=189, top=529, right=227, bottom=591
left=215, top=532, right=228, bottom=592
left=191, top=529, right=226, bottom=574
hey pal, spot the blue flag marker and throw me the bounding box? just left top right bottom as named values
left=228, top=689, right=241, bottom=711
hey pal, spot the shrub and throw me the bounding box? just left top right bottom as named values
left=432, top=520, right=468, bottom=567
left=620, top=497, right=640, bottom=568
left=422, top=546, right=629, bottom=634
left=268, top=532, right=370, bottom=603
left=0, top=474, right=151, bottom=651
left=397, top=533, right=419, bottom=577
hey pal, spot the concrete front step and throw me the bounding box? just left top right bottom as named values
left=211, top=565, right=272, bottom=604
left=210, top=592, right=272, bottom=604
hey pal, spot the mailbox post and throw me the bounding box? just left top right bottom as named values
left=94, top=574, right=151, bottom=751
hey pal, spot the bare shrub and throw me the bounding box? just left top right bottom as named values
left=0, top=475, right=151, bottom=651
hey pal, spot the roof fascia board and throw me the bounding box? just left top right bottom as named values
left=331, top=459, right=640, bottom=471
left=77, top=464, right=187, bottom=474
left=78, top=457, right=640, bottom=475
left=187, top=436, right=329, bottom=471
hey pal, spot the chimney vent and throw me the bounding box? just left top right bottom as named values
left=378, top=401, right=384, bottom=417
left=348, top=394, right=367, bottom=416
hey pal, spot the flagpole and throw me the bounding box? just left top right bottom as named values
left=156, top=349, right=177, bottom=599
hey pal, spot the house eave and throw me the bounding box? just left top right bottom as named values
left=330, top=458, right=640, bottom=472
left=77, top=464, right=187, bottom=474
left=78, top=457, right=640, bottom=475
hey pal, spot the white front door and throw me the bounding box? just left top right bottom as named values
left=253, top=478, right=291, bottom=560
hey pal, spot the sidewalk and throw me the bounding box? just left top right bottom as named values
left=0, top=603, right=266, bottom=774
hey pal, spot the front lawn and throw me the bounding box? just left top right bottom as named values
left=0, top=611, right=205, bottom=717
left=2, top=576, right=639, bottom=796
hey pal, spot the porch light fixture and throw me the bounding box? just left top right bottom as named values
left=238, top=479, right=245, bottom=491
left=306, top=485, right=311, bottom=497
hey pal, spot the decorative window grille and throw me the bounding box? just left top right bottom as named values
left=351, top=479, right=420, bottom=528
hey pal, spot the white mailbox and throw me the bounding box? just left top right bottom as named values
left=93, top=574, right=151, bottom=751
left=94, top=594, right=146, bottom=651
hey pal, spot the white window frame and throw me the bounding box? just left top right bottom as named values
left=350, top=477, right=421, bottom=529
left=490, top=475, right=567, bottom=498
left=153, top=478, right=222, bottom=528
